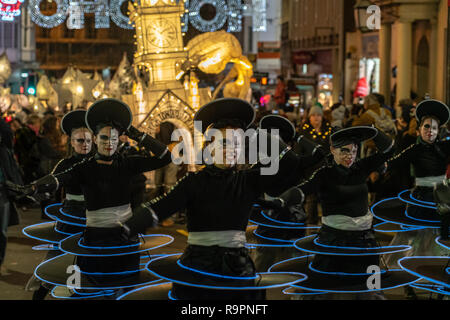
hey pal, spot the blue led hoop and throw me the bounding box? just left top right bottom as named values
left=259, top=210, right=305, bottom=226
left=72, top=288, right=115, bottom=296
left=410, top=283, right=450, bottom=295
left=308, top=262, right=387, bottom=277
left=34, top=253, right=162, bottom=290
left=53, top=223, right=77, bottom=236
left=77, top=237, right=140, bottom=250
left=282, top=287, right=328, bottom=296
left=146, top=254, right=306, bottom=290
left=290, top=269, right=418, bottom=293
left=371, top=197, right=439, bottom=229
left=176, top=260, right=258, bottom=280
left=373, top=222, right=424, bottom=233
left=398, top=256, right=450, bottom=289
left=312, top=237, right=408, bottom=251
left=59, top=233, right=174, bottom=256
left=168, top=290, right=177, bottom=300
left=404, top=209, right=440, bottom=224
left=293, top=235, right=412, bottom=256
left=115, top=281, right=172, bottom=300
left=77, top=267, right=144, bottom=276
left=50, top=287, right=116, bottom=299
left=435, top=236, right=450, bottom=250
left=409, top=192, right=436, bottom=206
left=45, top=204, right=86, bottom=228
left=398, top=190, right=436, bottom=209
left=252, top=229, right=296, bottom=244
left=59, top=207, right=86, bottom=221
left=267, top=255, right=315, bottom=273
left=22, top=222, right=62, bottom=244
left=32, top=244, right=59, bottom=251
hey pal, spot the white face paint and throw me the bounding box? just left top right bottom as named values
left=210, top=128, right=244, bottom=168
left=331, top=143, right=358, bottom=168
left=95, top=126, right=119, bottom=157
left=419, top=117, right=439, bottom=144
left=71, top=128, right=92, bottom=155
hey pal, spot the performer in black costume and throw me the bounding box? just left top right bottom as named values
left=124, top=98, right=313, bottom=300
left=25, top=109, right=94, bottom=299
left=289, top=126, right=394, bottom=286
left=384, top=99, right=450, bottom=265
left=16, top=99, right=171, bottom=284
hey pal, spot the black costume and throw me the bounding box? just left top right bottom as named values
left=18, top=100, right=172, bottom=297
left=295, top=127, right=394, bottom=274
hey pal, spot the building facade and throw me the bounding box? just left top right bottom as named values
left=348, top=0, right=448, bottom=114
left=34, top=1, right=135, bottom=78
left=281, top=0, right=355, bottom=108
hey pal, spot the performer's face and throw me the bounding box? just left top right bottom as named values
left=211, top=127, right=243, bottom=169
left=419, top=117, right=439, bottom=144
left=71, top=128, right=92, bottom=155
left=331, top=143, right=358, bottom=168
left=95, top=126, right=119, bottom=156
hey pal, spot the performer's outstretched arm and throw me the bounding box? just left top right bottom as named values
left=124, top=126, right=172, bottom=173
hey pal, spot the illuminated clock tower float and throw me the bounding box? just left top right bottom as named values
left=122, top=0, right=253, bottom=167
left=123, top=0, right=210, bottom=140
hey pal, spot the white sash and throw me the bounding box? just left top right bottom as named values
left=188, top=230, right=246, bottom=248
left=322, top=211, right=373, bottom=231
left=86, top=204, right=132, bottom=228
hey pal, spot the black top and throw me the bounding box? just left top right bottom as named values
left=297, top=151, right=393, bottom=218
left=388, top=138, right=450, bottom=178
left=54, top=153, right=171, bottom=211
left=147, top=151, right=306, bottom=232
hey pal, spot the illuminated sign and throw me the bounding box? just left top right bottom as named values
left=0, top=0, right=24, bottom=21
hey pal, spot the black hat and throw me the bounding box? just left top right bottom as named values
left=415, top=99, right=450, bottom=125
left=86, top=98, right=132, bottom=135
left=259, top=115, right=296, bottom=143
left=194, top=98, right=255, bottom=134
left=61, top=110, right=88, bottom=135
left=330, top=126, right=377, bottom=148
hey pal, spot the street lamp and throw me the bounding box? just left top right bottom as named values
left=354, top=0, right=374, bottom=33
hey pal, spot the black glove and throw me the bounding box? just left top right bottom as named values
left=4, top=180, right=35, bottom=199
left=255, top=198, right=284, bottom=210
left=126, top=125, right=144, bottom=142
left=123, top=203, right=159, bottom=237
left=279, top=187, right=305, bottom=207
left=372, top=127, right=393, bottom=153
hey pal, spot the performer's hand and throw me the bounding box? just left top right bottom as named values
left=126, top=126, right=144, bottom=142
left=5, top=180, right=36, bottom=198
left=123, top=203, right=159, bottom=237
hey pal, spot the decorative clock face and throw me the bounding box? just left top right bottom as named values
left=147, top=19, right=177, bottom=49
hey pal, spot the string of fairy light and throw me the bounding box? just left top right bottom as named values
left=24, top=0, right=268, bottom=33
